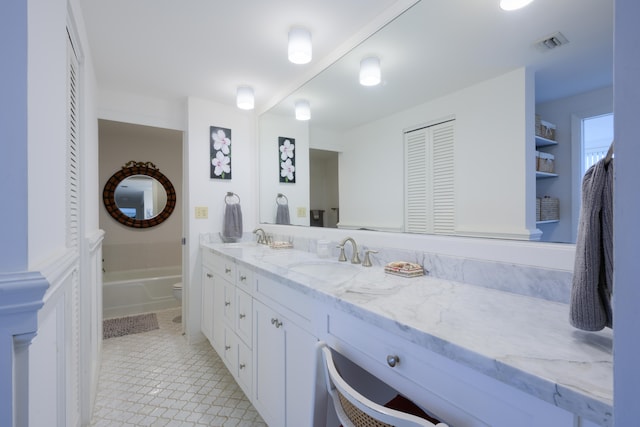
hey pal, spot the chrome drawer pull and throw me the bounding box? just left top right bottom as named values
left=225, top=267, right=231, bottom=273
left=225, top=345, right=231, bottom=351
left=271, top=318, right=283, bottom=328
left=206, top=273, right=213, bottom=278
left=386, top=355, right=400, bottom=368
left=239, top=363, right=246, bottom=370
left=240, top=275, right=247, bottom=281
left=239, top=313, right=246, bottom=319
left=225, top=301, right=231, bottom=306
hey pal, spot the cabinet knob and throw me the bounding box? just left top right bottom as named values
left=225, top=267, right=231, bottom=273
left=225, top=345, right=231, bottom=351
left=240, top=275, right=247, bottom=281
left=239, top=363, right=246, bottom=370
left=271, top=318, right=283, bottom=328
left=225, top=301, right=231, bottom=306
left=386, top=355, right=400, bottom=368
left=239, top=313, right=246, bottom=319
left=206, top=273, right=213, bottom=278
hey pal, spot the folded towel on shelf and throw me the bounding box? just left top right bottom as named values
left=570, top=158, right=613, bottom=331
left=276, top=204, right=291, bottom=225
left=223, top=203, right=243, bottom=239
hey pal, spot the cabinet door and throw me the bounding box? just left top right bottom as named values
left=284, top=319, right=317, bottom=427
left=237, top=339, right=252, bottom=397
left=253, top=300, right=285, bottom=427
left=236, top=288, right=253, bottom=347
left=211, top=274, right=226, bottom=353
left=223, top=326, right=238, bottom=373
left=253, top=299, right=317, bottom=427
left=223, top=280, right=235, bottom=326
left=201, top=267, right=214, bottom=342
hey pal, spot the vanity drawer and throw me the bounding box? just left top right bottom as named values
left=202, top=248, right=217, bottom=269
left=327, top=310, right=419, bottom=379
left=236, top=264, right=255, bottom=293
left=210, top=254, right=236, bottom=281
left=255, top=274, right=313, bottom=330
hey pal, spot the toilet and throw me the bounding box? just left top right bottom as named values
left=172, top=282, right=182, bottom=302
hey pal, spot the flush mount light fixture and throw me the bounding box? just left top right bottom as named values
left=500, top=0, right=534, bottom=10
left=359, top=56, right=381, bottom=86
left=288, top=27, right=312, bottom=64
left=295, top=100, right=310, bottom=121
left=236, top=86, right=254, bottom=110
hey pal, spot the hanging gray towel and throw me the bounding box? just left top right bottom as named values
left=570, top=158, right=613, bottom=331
left=276, top=204, right=290, bottom=225
left=223, top=203, right=243, bottom=239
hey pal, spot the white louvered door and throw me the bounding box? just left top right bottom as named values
left=404, top=120, right=455, bottom=234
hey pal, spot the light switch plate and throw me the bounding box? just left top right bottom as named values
left=195, top=206, right=208, bottom=219
left=297, top=207, right=307, bottom=218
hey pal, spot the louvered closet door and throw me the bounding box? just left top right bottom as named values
left=404, top=120, right=455, bottom=234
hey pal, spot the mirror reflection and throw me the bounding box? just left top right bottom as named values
left=103, top=161, right=177, bottom=228
left=258, top=0, right=613, bottom=244
left=114, top=175, right=168, bottom=220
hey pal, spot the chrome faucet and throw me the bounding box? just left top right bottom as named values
left=337, top=237, right=361, bottom=264
left=253, top=228, right=267, bottom=245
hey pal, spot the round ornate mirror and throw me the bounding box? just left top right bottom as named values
left=103, top=161, right=176, bottom=228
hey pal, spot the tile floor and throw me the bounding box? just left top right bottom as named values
left=90, top=307, right=267, bottom=427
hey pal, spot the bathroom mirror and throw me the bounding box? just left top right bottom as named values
left=258, top=0, right=613, bottom=243
left=103, top=161, right=177, bottom=228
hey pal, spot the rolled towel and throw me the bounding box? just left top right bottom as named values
left=223, top=203, right=243, bottom=239
left=276, top=204, right=290, bottom=225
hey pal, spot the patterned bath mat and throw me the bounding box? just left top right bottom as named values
left=103, top=313, right=159, bottom=339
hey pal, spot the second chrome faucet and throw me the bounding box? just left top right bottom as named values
left=337, top=237, right=361, bottom=264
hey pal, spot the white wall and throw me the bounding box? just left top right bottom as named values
left=98, top=121, right=183, bottom=272
left=535, top=86, right=613, bottom=243
left=259, top=112, right=310, bottom=226
left=0, top=0, right=104, bottom=425
left=338, top=68, right=537, bottom=239
left=27, top=0, right=68, bottom=268
left=185, top=97, right=258, bottom=341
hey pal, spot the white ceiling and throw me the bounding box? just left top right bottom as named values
left=81, top=0, right=613, bottom=129
left=81, top=0, right=408, bottom=111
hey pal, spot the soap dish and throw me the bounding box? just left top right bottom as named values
left=384, top=261, right=424, bottom=278
left=270, top=241, right=293, bottom=249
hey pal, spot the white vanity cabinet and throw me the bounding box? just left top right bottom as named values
left=201, top=249, right=318, bottom=426
left=252, top=274, right=318, bottom=427
left=201, top=249, right=253, bottom=397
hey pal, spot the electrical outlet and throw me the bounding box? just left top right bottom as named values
left=195, top=206, right=208, bottom=219
left=297, top=207, right=307, bottom=218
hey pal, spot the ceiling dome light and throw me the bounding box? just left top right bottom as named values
left=236, top=86, right=254, bottom=110
left=295, top=100, right=310, bottom=121
left=359, top=56, right=381, bottom=86
left=288, top=27, right=312, bottom=64
left=500, top=0, right=534, bottom=11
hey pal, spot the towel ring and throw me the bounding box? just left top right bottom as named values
left=276, top=193, right=288, bottom=205
left=225, top=192, right=241, bottom=205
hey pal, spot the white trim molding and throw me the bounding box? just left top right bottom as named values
left=0, top=271, right=49, bottom=427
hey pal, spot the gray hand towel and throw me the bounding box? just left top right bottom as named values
left=223, top=203, right=243, bottom=239
left=276, top=204, right=290, bottom=225
left=570, top=158, right=613, bottom=331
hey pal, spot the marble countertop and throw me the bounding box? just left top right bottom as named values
left=202, top=242, right=613, bottom=426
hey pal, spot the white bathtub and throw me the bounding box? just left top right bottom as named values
left=103, top=266, right=181, bottom=318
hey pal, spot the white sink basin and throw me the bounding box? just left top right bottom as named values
left=287, top=260, right=361, bottom=283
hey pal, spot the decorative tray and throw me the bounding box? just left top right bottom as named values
left=384, top=261, right=424, bottom=278
left=269, top=241, right=293, bottom=249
